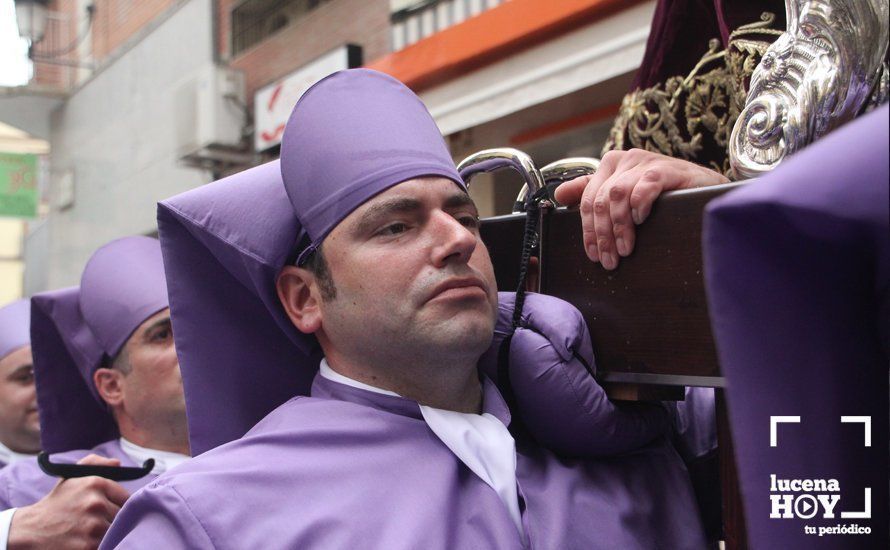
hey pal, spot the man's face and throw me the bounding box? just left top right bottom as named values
left=315, top=177, right=499, bottom=366
left=0, top=345, right=40, bottom=453
left=115, top=308, right=186, bottom=428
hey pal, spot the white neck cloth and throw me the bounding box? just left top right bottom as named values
left=319, top=359, right=525, bottom=542
left=0, top=440, right=35, bottom=466
left=119, top=437, right=189, bottom=475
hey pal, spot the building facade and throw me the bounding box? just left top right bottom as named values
left=1, top=0, right=657, bottom=293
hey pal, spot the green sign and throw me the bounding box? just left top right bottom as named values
left=0, top=153, right=38, bottom=218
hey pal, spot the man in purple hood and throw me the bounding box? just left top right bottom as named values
left=102, top=69, right=706, bottom=549
left=0, top=236, right=189, bottom=549
left=0, top=300, right=40, bottom=469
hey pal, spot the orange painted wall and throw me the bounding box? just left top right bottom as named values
left=366, top=0, right=644, bottom=92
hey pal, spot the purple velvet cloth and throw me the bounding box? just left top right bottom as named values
left=479, top=292, right=671, bottom=456
left=30, top=236, right=169, bottom=453
left=0, top=439, right=157, bottom=508
left=633, top=0, right=785, bottom=90
left=101, top=375, right=705, bottom=549
left=704, top=105, right=889, bottom=547
left=281, top=68, right=463, bottom=265
left=672, top=387, right=717, bottom=461
left=0, top=299, right=30, bottom=361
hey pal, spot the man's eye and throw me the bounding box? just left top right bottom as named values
left=457, top=215, right=480, bottom=229
left=378, top=223, right=408, bottom=236
left=10, top=368, right=34, bottom=384
left=151, top=328, right=172, bottom=341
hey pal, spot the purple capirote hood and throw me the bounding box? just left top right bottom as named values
left=704, top=105, right=889, bottom=547
left=30, top=236, right=169, bottom=453
left=0, top=299, right=30, bottom=361
left=281, top=68, right=464, bottom=265
left=160, top=69, right=465, bottom=456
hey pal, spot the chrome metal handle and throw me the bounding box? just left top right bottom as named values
left=539, top=157, right=600, bottom=207
left=540, top=157, right=600, bottom=184
left=457, top=148, right=544, bottom=213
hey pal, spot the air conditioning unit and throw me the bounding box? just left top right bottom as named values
left=175, top=65, right=252, bottom=168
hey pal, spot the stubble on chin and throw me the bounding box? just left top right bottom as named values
left=425, top=307, right=495, bottom=357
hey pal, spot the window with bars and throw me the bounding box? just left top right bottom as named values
left=390, top=0, right=504, bottom=51
left=231, top=0, right=329, bottom=56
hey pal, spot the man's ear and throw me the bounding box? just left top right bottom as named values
left=277, top=265, right=323, bottom=334
left=93, top=368, right=124, bottom=408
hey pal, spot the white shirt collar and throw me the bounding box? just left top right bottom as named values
left=319, top=359, right=401, bottom=398
left=318, top=359, right=526, bottom=543
left=119, top=438, right=190, bottom=475
left=0, top=440, right=36, bottom=466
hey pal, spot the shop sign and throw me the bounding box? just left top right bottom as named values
left=0, top=153, right=38, bottom=218
left=254, top=45, right=362, bottom=152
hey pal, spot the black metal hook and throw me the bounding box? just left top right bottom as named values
left=37, top=452, right=155, bottom=481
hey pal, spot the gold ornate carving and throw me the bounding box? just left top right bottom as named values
left=604, top=13, right=784, bottom=177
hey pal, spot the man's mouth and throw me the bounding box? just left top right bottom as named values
left=428, top=277, right=488, bottom=303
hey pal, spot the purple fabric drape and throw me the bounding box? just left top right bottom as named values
left=704, top=105, right=889, bottom=547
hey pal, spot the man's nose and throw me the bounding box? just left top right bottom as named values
left=429, top=211, right=477, bottom=267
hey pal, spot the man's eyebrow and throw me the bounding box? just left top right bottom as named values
left=351, top=197, right=422, bottom=235
left=443, top=193, right=477, bottom=211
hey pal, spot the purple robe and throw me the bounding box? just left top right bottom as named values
left=671, top=387, right=717, bottom=462
left=704, top=105, right=889, bottom=547
left=102, top=374, right=704, bottom=549
left=0, top=451, right=34, bottom=472
left=0, top=440, right=158, bottom=509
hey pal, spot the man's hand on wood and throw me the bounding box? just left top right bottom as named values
left=554, top=149, right=729, bottom=270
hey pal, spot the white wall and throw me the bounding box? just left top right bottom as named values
left=420, top=0, right=655, bottom=136
left=26, top=0, right=216, bottom=290
left=0, top=94, right=63, bottom=141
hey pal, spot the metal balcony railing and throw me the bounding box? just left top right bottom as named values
left=28, top=10, right=81, bottom=91
left=231, top=0, right=330, bottom=57
left=390, top=0, right=505, bottom=51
